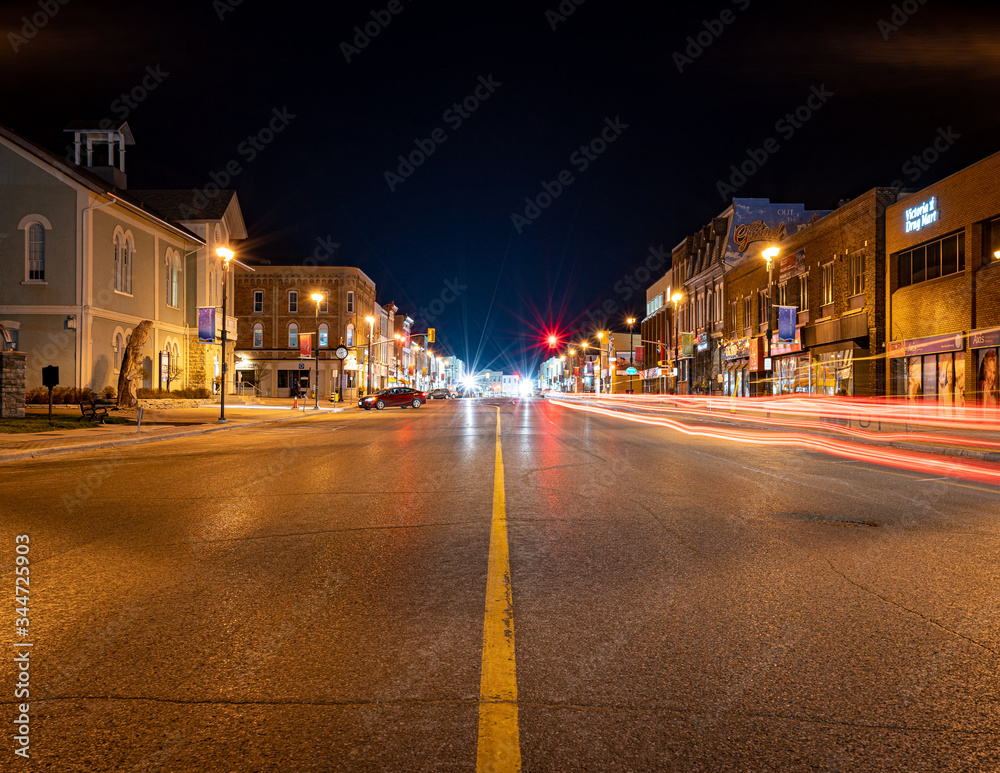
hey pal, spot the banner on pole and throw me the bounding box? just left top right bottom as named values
left=197, top=307, right=216, bottom=344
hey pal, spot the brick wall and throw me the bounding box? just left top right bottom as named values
left=1, top=352, right=26, bottom=418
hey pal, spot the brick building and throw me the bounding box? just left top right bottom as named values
left=233, top=265, right=376, bottom=401
left=885, top=151, right=1000, bottom=409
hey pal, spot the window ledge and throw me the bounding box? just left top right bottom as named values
left=21, top=280, right=47, bottom=285
left=114, top=290, right=134, bottom=297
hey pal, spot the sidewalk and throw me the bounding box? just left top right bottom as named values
left=0, top=399, right=350, bottom=464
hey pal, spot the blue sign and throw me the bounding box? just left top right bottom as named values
left=625, top=367, right=638, bottom=375
left=723, top=199, right=832, bottom=264
left=197, top=307, right=216, bottom=344
left=777, top=305, right=797, bottom=343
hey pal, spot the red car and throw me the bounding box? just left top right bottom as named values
left=359, top=387, right=427, bottom=410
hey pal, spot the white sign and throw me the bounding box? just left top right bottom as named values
left=904, top=196, right=938, bottom=233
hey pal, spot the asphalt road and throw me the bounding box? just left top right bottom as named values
left=2, top=397, right=1000, bottom=772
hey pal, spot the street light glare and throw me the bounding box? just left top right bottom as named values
left=762, top=246, right=780, bottom=260
left=311, top=293, right=324, bottom=302
left=216, top=246, right=234, bottom=260
left=671, top=292, right=682, bottom=303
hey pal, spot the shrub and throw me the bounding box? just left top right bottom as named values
left=101, top=386, right=116, bottom=400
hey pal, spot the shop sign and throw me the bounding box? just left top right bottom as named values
left=695, top=333, right=709, bottom=352
left=647, top=367, right=661, bottom=378
left=722, top=199, right=832, bottom=264
left=625, top=367, right=638, bottom=375
left=779, top=249, right=806, bottom=279
left=888, top=340, right=905, bottom=358
left=748, top=337, right=766, bottom=372
left=970, top=327, right=1000, bottom=349
left=904, top=331, right=963, bottom=357
left=682, top=332, right=694, bottom=357
left=723, top=337, right=750, bottom=361
left=904, top=196, right=938, bottom=233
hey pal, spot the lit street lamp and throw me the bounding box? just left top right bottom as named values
left=671, top=292, right=682, bottom=393
left=762, top=246, right=780, bottom=396
left=626, top=317, right=636, bottom=394
left=311, top=293, right=324, bottom=410
left=216, top=246, right=234, bottom=423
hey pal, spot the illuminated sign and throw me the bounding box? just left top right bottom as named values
left=733, top=220, right=786, bottom=253
left=904, top=196, right=938, bottom=233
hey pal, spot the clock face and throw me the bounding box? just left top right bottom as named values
left=335, top=346, right=349, bottom=360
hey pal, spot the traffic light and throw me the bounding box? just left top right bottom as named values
left=428, top=328, right=435, bottom=343
left=547, top=335, right=558, bottom=347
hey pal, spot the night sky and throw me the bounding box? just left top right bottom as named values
left=3, top=0, right=1000, bottom=375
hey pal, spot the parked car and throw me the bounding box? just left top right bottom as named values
left=359, top=387, right=427, bottom=410
left=428, top=388, right=451, bottom=400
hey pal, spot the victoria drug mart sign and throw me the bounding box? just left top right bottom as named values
left=904, top=196, right=939, bottom=233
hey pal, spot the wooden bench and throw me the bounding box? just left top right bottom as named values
left=80, top=399, right=110, bottom=424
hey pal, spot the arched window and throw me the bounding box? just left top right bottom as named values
left=28, top=224, right=45, bottom=281
left=113, top=332, right=124, bottom=370
left=114, top=231, right=133, bottom=294
left=253, top=323, right=263, bottom=348
left=318, top=323, right=329, bottom=347
left=165, top=251, right=181, bottom=307
left=114, top=232, right=125, bottom=291
left=288, top=322, right=298, bottom=348
left=346, top=323, right=354, bottom=347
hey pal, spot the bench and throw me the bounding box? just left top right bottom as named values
left=80, top=399, right=110, bottom=424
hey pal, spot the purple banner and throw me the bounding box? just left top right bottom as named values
left=905, top=332, right=964, bottom=357
left=777, top=305, right=797, bottom=343
left=970, top=327, right=1000, bottom=349
left=198, top=307, right=216, bottom=344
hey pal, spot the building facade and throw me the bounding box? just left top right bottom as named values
left=233, top=265, right=376, bottom=401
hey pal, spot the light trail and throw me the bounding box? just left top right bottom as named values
left=549, top=398, right=1000, bottom=487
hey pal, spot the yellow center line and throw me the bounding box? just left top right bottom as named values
left=476, top=407, right=521, bottom=772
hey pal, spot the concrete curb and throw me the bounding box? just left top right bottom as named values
left=554, top=398, right=1000, bottom=464
left=0, top=408, right=347, bottom=464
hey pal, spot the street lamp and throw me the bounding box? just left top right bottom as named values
left=762, top=246, right=780, bottom=395
left=626, top=317, right=636, bottom=394
left=671, top=292, right=683, bottom=394
left=597, top=331, right=605, bottom=396
left=559, top=355, right=566, bottom=392
left=216, top=246, right=234, bottom=423
left=365, top=315, right=375, bottom=395
left=311, top=292, right=324, bottom=409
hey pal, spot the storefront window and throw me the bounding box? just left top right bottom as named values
left=814, top=350, right=853, bottom=395
left=978, top=348, right=998, bottom=411
left=900, top=352, right=966, bottom=406
left=774, top=355, right=811, bottom=394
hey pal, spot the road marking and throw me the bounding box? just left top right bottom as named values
left=476, top=408, right=521, bottom=772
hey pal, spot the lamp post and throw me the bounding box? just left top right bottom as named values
left=569, top=348, right=577, bottom=393
left=365, top=315, right=375, bottom=395
left=311, top=293, right=324, bottom=409
left=597, top=331, right=605, bottom=396
left=216, top=246, right=234, bottom=423
left=671, top=292, right=682, bottom=394
left=626, top=317, right=636, bottom=394
left=762, top=246, right=779, bottom=396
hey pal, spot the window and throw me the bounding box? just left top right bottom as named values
left=113, top=332, right=124, bottom=370
left=288, top=291, right=298, bottom=313
left=288, top=323, right=298, bottom=348
left=165, top=251, right=181, bottom=307
left=253, top=290, right=263, bottom=313
left=253, top=323, right=263, bottom=348
left=822, top=263, right=834, bottom=307
left=798, top=274, right=809, bottom=310
left=319, top=323, right=329, bottom=347
left=346, top=291, right=354, bottom=313
left=897, top=233, right=965, bottom=288
left=986, top=217, right=1000, bottom=266
left=27, top=224, right=45, bottom=281
left=346, top=324, right=354, bottom=347
left=743, top=296, right=751, bottom=330
left=758, top=289, right=770, bottom=327
left=850, top=252, right=865, bottom=296
left=777, top=282, right=787, bottom=307
left=319, top=296, right=328, bottom=313
left=114, top=232, right=133, bottom=294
